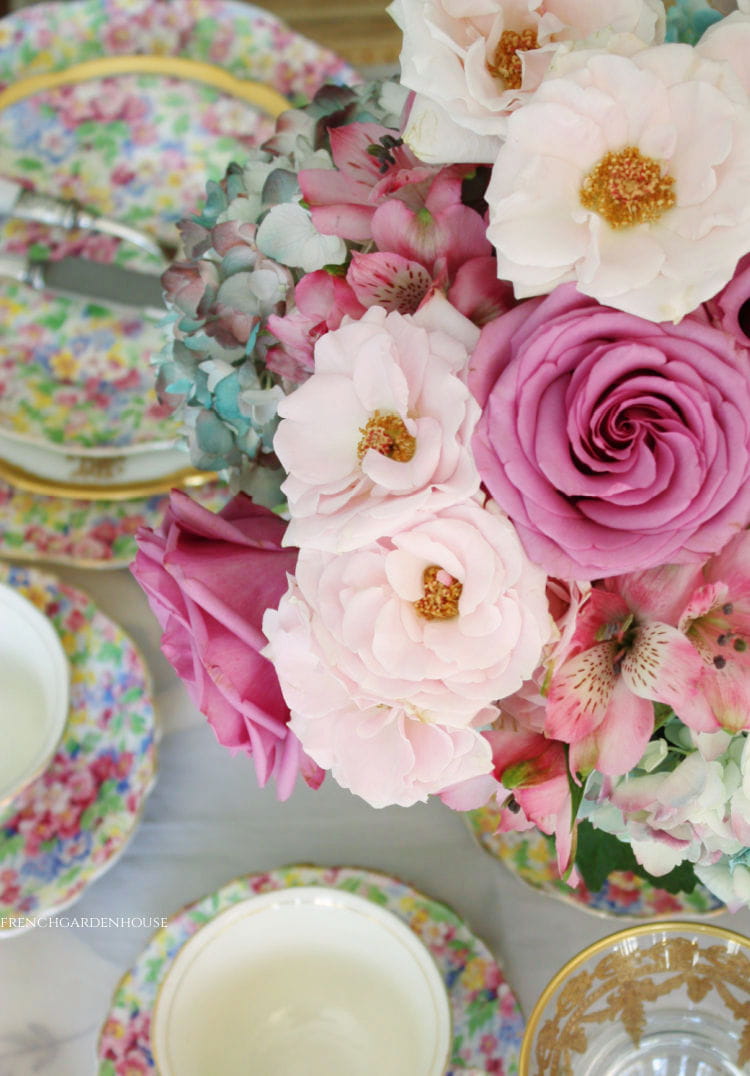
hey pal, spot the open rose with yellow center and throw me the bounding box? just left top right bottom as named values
left=486, top=43, right=750, bottom=322
left=388, top=0, right=664, bottom=163
left=274, top=296, right=481, bottom=552
left=278, top=498, right=550, bottom=721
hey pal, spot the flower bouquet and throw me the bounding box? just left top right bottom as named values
left=132, top=0, right=750, bottom=911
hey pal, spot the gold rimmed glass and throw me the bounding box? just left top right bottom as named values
left=520, top=920, right=750, bottom=1075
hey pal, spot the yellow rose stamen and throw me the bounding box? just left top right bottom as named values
left=357, top=410, right=416, bottom=463
left=487, top=29, right=539, bottom=90
left=414, top=565, right=462, bottom=621
left=580, top=146, right=676, bottom=230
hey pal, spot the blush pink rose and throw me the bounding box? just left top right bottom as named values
left=470, top=284, right=750, bottom=579
left=262, top=580, right=495, bottom=807
left=274, top=297, right=481, bottom=551
left=288, top=498, right=550, bottom=720
left=131, top=490, right=323, bottom=799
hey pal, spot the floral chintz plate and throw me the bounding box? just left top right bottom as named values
left=97, top=865, right=525, bottom=1075
left=466, top=803, right=725, bottom=920
left=0, top=0, right=355, bottom=481
left=0, top=563, right=158, bottom=934
left=0, top=474, right=231, bottom=568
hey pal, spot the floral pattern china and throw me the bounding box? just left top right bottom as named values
left=97, top=864, right=525, bottom=1075
left=466, top=803, right=725, bottom=920
left=0, top=563, right=158, bottom=932
left=0, top=0, right=355, bottom=458
left=0, top=475, right=231, bottom=568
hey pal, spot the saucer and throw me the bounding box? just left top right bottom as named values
left=97, top=865, right=525, bottom=1075
left=0, top=474, right=231, bottom=568
left=0, top=0, right=356, bottom=487
left=466, top=803, right=725, bottom=920
left=0, top=563, right=158, bottom=934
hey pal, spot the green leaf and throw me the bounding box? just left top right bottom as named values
left=566, top=750, right=587, bottom=823
left=653, top=702, right=675, bottom=730
left=0, top=834, right=24, bottom=861
left=575, top=820, right=698, bottom=894
left=15, top=156, right=44, bottom=170
left=466, top=996, right=499, bottom=1034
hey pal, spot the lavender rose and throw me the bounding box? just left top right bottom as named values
left=469, top=284, right=750, bottom=579
left=131, top=490, right=322, bottom=799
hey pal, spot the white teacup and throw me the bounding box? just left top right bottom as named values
left=152, top=885, right=452, bottom=1076
left=0, top=582, right=69, bottom=806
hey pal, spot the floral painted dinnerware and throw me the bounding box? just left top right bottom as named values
left=0, top=0, right=355, bottom=466
left=97, top=864, right=525, bottom=1075
left=0, top=475, right=231, bottom=568
left=0, top=563, right=157, bottom=933
left=466, top=803, right=725, bottom=921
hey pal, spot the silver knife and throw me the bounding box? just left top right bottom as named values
left=0, top=176, right=171, bottom=262
left=0, top=251, right=166, bottom=320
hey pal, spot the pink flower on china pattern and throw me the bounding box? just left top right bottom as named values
left=274, top=297, right=481, bottom=552
left=286, top=498, right=550, bottom=721
left=546, top=572, right=718, bottom=778
left=262, top=579, right=494, bottom=808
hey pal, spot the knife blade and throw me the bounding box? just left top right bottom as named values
left=0, top=251, right=166, bottom=320
left=0, top=176, right=171, bottom=261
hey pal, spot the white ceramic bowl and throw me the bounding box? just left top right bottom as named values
left=0, top=582, right=69, bottom=806
left=152, top=885, right=452, bottom=1076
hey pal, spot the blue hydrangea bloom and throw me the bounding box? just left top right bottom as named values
left=665, top=0, right=724, bottom=44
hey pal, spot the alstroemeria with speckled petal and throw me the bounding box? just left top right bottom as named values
left=546, top=584, right=716, bottom=777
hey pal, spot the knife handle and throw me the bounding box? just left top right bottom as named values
left=1, top=185, right=168, bottom=261
left=11, top=189, right=82, bottom=230
left=0, top=251, right=44, bottom=290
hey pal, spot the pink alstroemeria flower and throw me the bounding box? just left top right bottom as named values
left=442, top=728, right=577, bottom=876
left=346, top=251, right=436, bottom=315
left=300, top=121, right=437, bottom=241
left=266, top=270, right=365, bottom=383
left=547, top=579, right=716, bottom=778
left=370, top=169, right=492, bottom=280
left=447, top=256, right=517, bottom=327
left=679, top=530, right=750, bottom=734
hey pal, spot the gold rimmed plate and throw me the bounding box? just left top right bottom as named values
left=0, top=0, right=356, bottom=504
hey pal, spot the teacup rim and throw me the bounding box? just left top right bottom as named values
left=0, top=580, right=70, bottom=807
left=151, top=883, right=453, bottom=1076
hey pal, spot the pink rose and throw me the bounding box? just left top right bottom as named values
left=287, top=498, right=550, bottom=719
left=274, top=298, right=481, bottom=552
left=131, top=490, right=323, bottom=799
left=705, top=253, right=750, bottom=353
left=470, top=284, right=750, bottom=579
left=262, top=580, right=494, bottom=808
